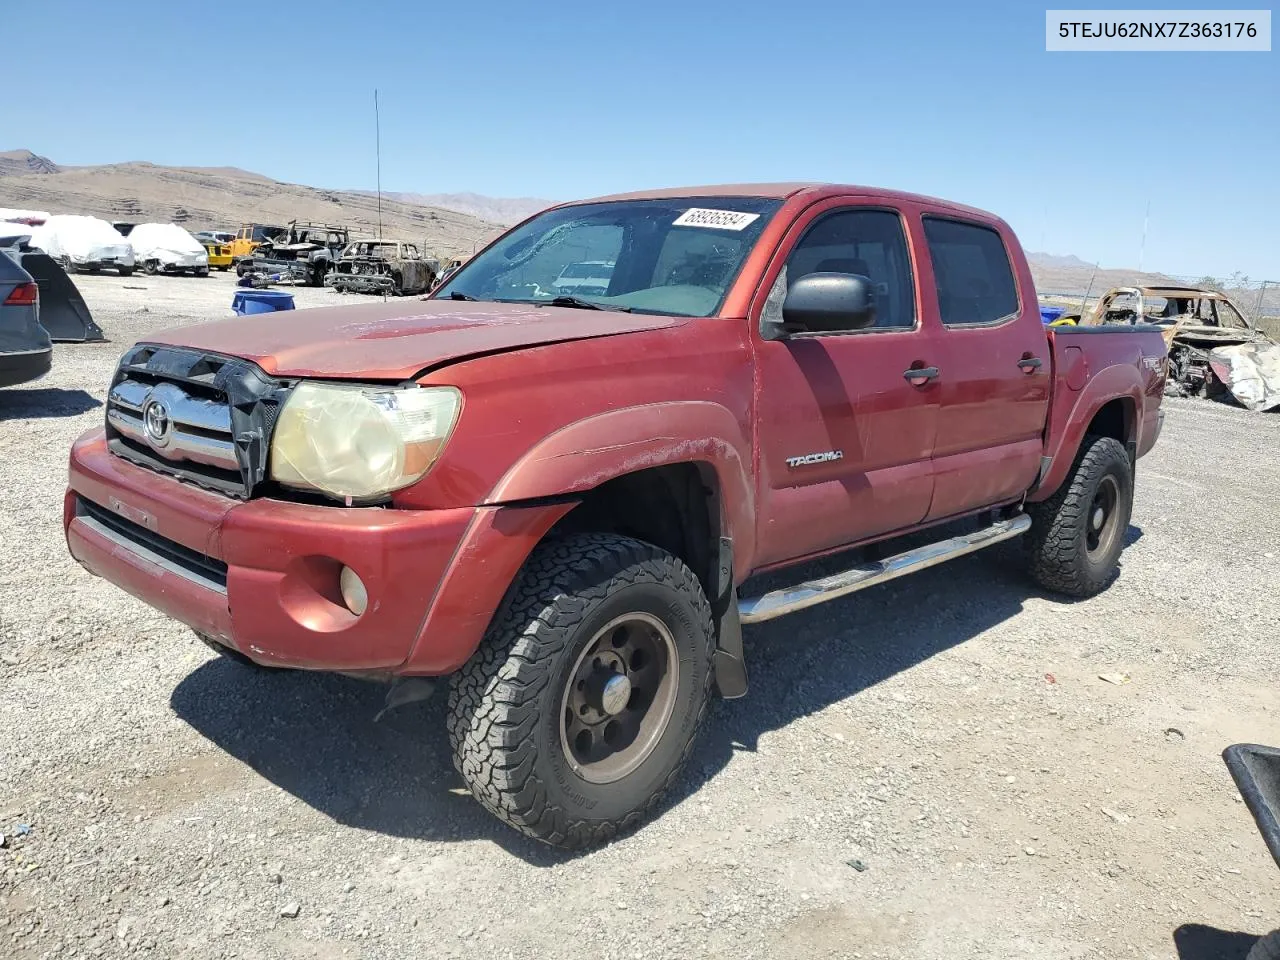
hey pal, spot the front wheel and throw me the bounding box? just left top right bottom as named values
left=448, top=533, right=715, bottom=849
left=117, top=265, right=134, bottom=277
left=1026, top=435, right=1133, bottom=597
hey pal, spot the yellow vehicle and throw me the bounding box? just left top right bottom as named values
left=199, top=240, right=234, bottom=271
left=229, top=223, right=286, bottom=263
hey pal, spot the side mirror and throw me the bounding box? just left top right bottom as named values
left=772, top=273, right=877, bottom=337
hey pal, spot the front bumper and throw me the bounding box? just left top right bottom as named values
left=65, top=428, right=570, bottom=673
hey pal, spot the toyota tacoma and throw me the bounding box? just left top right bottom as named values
left=65, top=183, right=1168, bottom=848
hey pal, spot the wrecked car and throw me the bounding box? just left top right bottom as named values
left=28, top=215, right=135, bottom=276
left=242, top=222, right=350, bottom=287
left=129, top=223, right=210, bottom=277
left=330, top=240, right=438, bottom=296
left=1079, top=285, right=1280, bottom=410
left=230, top=223, right=286, bottom=269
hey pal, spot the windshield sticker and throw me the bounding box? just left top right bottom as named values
left=672, top=208, right=761, bottom=231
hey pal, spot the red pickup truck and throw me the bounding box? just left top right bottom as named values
left=65, top=183, right=1167, bottom=848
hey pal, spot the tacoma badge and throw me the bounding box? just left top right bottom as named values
left=786, top=451, right=843, bottom=468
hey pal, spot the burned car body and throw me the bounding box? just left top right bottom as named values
left=243, top=222, right=349, bottom=286
left=330, top=240, right=439, bottom=296
left=1081, top=285, right=1280, bottom=409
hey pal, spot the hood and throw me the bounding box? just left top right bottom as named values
left=143, top=299, right=688, bottom=379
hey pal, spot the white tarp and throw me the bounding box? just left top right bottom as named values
left=28, top=215, right=134, bottom=267
left=1209, top=341, right=1280, bottom=412
left=0, top=208, right=51, bottom=224
left=128, top=223, right=208, bottom=270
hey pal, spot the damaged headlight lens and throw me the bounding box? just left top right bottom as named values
left=269, top=382, right=461, bottom=502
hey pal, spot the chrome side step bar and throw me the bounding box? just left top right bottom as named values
left=738, top=514, right=1031, bottom=624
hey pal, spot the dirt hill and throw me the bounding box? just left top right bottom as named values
left=0, top=150, right=504, bottom=258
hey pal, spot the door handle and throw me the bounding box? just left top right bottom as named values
left=903, top=366, right=940, bottom=384
left=1018, top=357, right=1043, bottom=372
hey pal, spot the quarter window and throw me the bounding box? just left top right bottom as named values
left=763, top=209, right=916, bottom=330
left=924, top=218, right=1019, bottom=326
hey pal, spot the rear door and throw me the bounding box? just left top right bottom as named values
left=918, top=214, right=1049, bottom=520
left=751, top=199, right=941, bottom=568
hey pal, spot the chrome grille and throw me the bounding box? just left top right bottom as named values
left=107, top=379, right=239, bottom=472
left=105, top=344, right=289, bottom=498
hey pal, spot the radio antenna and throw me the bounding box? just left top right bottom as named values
left=374, top=88, right=386, bottom=301
left=374, top=88, right=384, bottom=240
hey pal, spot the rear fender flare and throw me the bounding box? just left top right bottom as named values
left=1031, top=367, right=1143, bottom=502
left=486, top=401, right=757, bottom=575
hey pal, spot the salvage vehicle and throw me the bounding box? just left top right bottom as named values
left=64, top=183, right=1168, bottom=849
left=199, top=239, right=234, bottom=272
left=0, top=248, right=53, bottom=387
left=129, top=223, right=210, bottom=277
left=1076, top=285, right=1280, bottom=410
left=0, top=236, right=104, bottom=342
left=29, top=215, right=135, bottom=276
left=330, top=239, right=438, bottom=296
left=241, top=221, right=349, bottom=286
left=229, top=223, right=286, bottom=267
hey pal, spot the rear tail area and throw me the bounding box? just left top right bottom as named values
left=15, top=251, right=104, bottom=343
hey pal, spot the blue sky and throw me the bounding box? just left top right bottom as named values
left=5, top=0, right=1277, bottom=277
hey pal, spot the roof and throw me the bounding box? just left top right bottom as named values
left=567, top=183, right=998, bottom=219
left=1137, top=285, right=1233, bottom=299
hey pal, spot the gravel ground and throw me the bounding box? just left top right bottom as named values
left=2, top=270, right=1279, bottom=960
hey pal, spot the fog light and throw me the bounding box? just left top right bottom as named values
left=339, top=566, right=368, bottom=616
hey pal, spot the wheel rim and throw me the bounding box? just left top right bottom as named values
left=559, top=612, right=679, bottom=785
left=1086, top=474, right=1121, bottom=562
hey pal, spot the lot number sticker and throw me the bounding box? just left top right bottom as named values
left=672, top=208, right=761, bottom=231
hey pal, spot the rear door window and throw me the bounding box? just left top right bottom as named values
left=923, top=218, right=1019, bottom=326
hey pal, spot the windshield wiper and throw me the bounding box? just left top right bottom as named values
left=535, top=295, right=632, bottom=313
left=448, top=291, right=479, bottom=301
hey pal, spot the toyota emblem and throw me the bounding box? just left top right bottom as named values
left=142, top=397, right=172, bottom=448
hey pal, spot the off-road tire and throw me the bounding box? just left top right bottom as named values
left=1026, top=435, right=1132, bottom=598
left=448, top=533, right=715, bottom=849
left=1248, top=930, right=1280, bottom=960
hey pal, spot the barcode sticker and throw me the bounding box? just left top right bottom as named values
left=672, top=208, right=761, bottom=231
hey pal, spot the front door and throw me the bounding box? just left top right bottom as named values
left=918, top=214, right=1050, bottom=521
left=752, top=202, right=941, bottom=569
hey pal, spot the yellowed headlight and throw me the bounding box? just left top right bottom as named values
left=270, top=382, right=461, bottom=502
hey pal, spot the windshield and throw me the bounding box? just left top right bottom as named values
left=434, top=196, right=782, bottom=316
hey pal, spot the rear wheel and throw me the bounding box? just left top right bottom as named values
left=1026, top=435, right=1133, bottom=597
left=448, top=533, right=715, bottom=849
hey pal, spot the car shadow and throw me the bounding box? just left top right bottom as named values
left=1172, top=923, right=1262, bottom=960
left=169, top=533, right=1138, bottom=865
left=0, top=387, right=101, bottom=420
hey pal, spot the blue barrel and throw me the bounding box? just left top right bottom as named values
left=232, top=289, right=296, bottom=316
left=1039, top=305, right=1066, bottom=324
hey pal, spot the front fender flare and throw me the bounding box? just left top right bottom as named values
left=486, top=401, right=757, bottom=575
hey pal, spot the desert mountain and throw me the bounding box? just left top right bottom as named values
left=0, top=150, right=505, bottom=257
left=375, top=191, right=552, bottom=226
